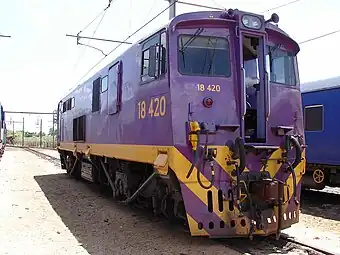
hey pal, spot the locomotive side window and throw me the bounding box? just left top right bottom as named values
left=92, top=77, right=101, bottom=112
left=71, top=97, right=75, bottom=108
left=140, top=31, right=167, bottom=83
left=101, top=76, right=108, bottom=93
left=62, top=97, right=75, bottom=113
left=266, top=47, right=296, bottom=86
left=67, top=99, right=72, bottom=110
left=62, top=102, right=67, bottom=112
left=178, top=35, right=231, bottom=77
left=73, top=115, right=86, bottom=141
left=304, top=105, right=323, bottom=131
left=141, top=49, right=151, bottom=80
left=160, top=32, right=167, bottom=75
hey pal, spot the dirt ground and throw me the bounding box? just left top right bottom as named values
left=0, top=147, right=240, bottom=255
left=282, top=187, right=340, bottom=253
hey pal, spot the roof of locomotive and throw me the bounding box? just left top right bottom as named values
left=61, top=10, right=296, bottom=102
left=301, top=76, right=340, bottom=94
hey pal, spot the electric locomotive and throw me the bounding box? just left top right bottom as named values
left=57, top=9, right=305, bottom=240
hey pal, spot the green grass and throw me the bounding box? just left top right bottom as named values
left=10, top=135, right=57, bottom=149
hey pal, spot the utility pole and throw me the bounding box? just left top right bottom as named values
left=40, top=119, right=42, bottom=148
left=165, top=0, right=176, bottom=19
left=22, top=117, right=24, bottom=146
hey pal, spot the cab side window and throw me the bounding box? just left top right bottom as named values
left=140, top=31, right=167, bottom=83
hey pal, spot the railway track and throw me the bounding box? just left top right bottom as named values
left=23, top=147, right=60, bottom=166
left=25, top=147, right=338, bottom=255
left=219, top=233, right=337, bottom=255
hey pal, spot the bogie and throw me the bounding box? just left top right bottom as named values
left=59, top=149, right=189, bottom=227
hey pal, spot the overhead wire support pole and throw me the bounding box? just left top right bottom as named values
left=166, top=0, right=177, bottom=19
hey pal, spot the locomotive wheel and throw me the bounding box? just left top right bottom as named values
left=312, top=169, right=325, bottom=184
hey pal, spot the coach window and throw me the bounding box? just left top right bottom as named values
left=101, top=76, right=108, bottom=93
left=304, top=105, right=323, bottom=131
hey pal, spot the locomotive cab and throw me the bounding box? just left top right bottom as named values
left=166, top=10, right=305, bottom=238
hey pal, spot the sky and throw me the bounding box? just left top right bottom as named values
left=1, top=0, right=340, bottom=132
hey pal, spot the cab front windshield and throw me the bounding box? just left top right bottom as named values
left=178, top=34, right=231, bottom=77
left=245, top=46, right=297, bottom=86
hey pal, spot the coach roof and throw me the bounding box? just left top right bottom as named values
left=301, top=76, right=340, bottom=93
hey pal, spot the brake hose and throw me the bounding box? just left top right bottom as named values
left=186, top=122, right=215, bottom=189
left=186, top=148, right=198, bottom=179
left=196, top=144, right=215, bottom=189
left=286, top=135, right=302, bottom=205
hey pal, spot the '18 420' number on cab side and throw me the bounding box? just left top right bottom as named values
left=137, top=96, right=166, bottom=119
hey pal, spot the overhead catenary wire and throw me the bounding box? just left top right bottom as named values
left=299, top=28, right=340, bottom=45
left=73, top=0, right=178, bottom=87
left=260, top=0, right=303, bottom=13
left=77, top=0, right=115, bottom=35
left=177, top=1, right=224, bottom=10
left=178, top=0, right=304, bottom=13
left=72, top=0, right=335, bottom=90
left=210, top=0, right=226, bottom=9
left=0, top=34, right=11, bottom=38
left=73, top=0, right=117, bottom=70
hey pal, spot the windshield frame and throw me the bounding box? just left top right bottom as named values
left=176, top=33, right=232, bottom=78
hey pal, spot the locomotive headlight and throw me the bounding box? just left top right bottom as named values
left=241, top=15, right=262, bottom=30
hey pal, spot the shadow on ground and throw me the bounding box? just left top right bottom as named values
left=34, top=173, right=225, bottom=255
left=300, top=188, right=340, bottom=221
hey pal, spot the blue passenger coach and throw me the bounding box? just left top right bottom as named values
left=301, top=76, right=340, bottom=189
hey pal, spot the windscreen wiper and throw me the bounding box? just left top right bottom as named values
left=180, top=28, right=204, bottom=52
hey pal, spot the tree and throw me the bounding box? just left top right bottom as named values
left=48, top=127, right=57, bottom=136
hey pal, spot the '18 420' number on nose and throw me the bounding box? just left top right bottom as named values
left=197, top=84, right=221, bottom=92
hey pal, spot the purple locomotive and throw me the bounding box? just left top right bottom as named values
left=57, top=9, right=305, bottom=239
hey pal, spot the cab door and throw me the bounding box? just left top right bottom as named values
left=239, top=31, right=268, bottom=143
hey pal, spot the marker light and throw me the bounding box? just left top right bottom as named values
left=220, top=8, right=235, bottom=19
left=241, top=15, right=262, bottom=30
left=203, top=97, right=214, bottom=108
